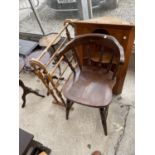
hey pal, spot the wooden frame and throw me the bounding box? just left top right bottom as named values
left=66, top=17, right=135, bottom=94
left=30, top=17, right=135, bottom=107
left=29, top=23, right=74, bottom=106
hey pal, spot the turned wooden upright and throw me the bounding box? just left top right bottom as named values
left=67, top=17, right=135, bottom=95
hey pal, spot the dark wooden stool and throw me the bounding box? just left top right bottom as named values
left=19, top=129, right=51, bottom=155
left=19, top=129, right=34, bottom=155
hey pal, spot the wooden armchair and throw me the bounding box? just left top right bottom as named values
left=58, top=33, right=125, bottom=135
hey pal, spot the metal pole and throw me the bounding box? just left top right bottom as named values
left=78, top=0, right=89, bottom=20
left=28, top=0, right=45, bottom=35
left=87, top=0, right=93, bottom=18
left=78, top=0, right=93, bottom=20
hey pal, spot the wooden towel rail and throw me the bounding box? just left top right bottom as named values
left=30, top=22, right=75, bottom=106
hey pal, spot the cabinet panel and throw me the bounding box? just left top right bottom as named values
left=71, top=21, right=135, bottom=94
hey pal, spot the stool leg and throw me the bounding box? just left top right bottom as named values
left=66, top=99, right=74, bottom=120
left=29, top=89, right=45, bottom=98
left=99, top=106, right=109, bottom=136
left=19, top=79, right=45, bottom=108
left=21, top=92, right=27, bottom=108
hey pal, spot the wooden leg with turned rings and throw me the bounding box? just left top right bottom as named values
left=99, top=106, right=109, bottom=136
left=66, top=99, right=74, bottom=120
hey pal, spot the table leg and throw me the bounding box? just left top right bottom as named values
left=19, top=79, right=45, bottom=108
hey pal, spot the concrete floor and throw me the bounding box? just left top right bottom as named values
left=19, top=58, right=134, bottom=155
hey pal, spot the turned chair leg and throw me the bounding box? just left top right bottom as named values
left=66, top=99, right=74, bottom=120
left=99, top=106, right=109, bottom=136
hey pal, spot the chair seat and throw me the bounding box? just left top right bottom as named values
left=63, top=66, right=116, bottom=107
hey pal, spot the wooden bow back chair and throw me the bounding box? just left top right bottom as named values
left=58, top=33, right=125, bottom=135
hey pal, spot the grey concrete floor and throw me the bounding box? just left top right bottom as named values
left=19, top=61, right=134, bottom=155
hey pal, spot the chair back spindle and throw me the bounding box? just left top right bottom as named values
left=58, top=34, right=124, bottom=80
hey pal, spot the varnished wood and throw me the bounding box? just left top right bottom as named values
left=59, top=34, right=124, bottom=65
left=58, top=34, right=124, bottom=135
left=37, top=23, right=69, bottom=61
left=100, top=106, right=109, bottom=135
left=50, top=56, right=64, bottom=75
left=66, top=99, right=74, bottom=120
left=39, top=33, right=61, bottom=47
left=75, top=16, right=132, bottom=25
left=45, top=37, right=67, bottom=67
left=66, top=17, right=135, bottom=94
left=25, top=49, right=51, bottom=71
left=29, top=24, right=73, bottom=106
left=65, top=27, right=71, bottom=41
left=30, top=59, right=63, bottom=106
left=63, top=66, right=116, bottom=107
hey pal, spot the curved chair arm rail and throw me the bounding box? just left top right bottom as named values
left=58, top=33, right=125, bottom=65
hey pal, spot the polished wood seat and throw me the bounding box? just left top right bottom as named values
left=58, top=33, right=125, bottom=135
left=63, top=66, right=116, bottom=107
